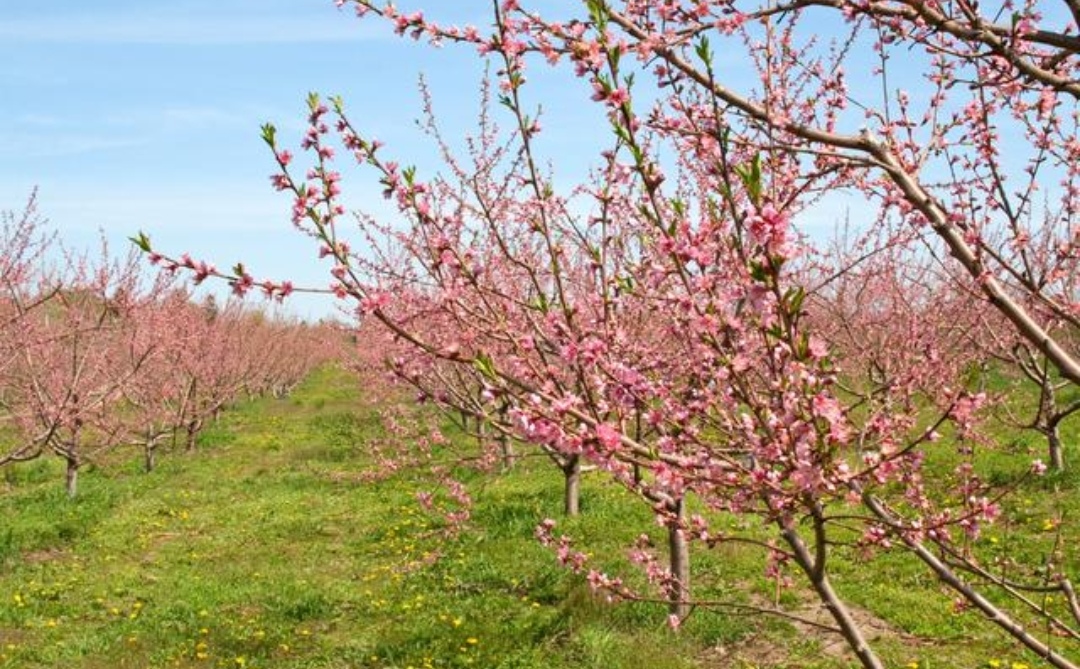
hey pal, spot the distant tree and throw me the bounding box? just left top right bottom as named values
left=3, top=246, right=156, bottom=497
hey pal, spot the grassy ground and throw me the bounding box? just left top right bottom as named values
left=0, top=365, right=1076, bottom=668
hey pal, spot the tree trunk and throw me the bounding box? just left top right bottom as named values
left=781, top=521, right=885, bottom=669
left=185, top=418, right=202, bottom=453
left=562, top=455, right=581, bottom=516
left=499, top=433, right=516, bottom=472
left=667, top=496, right=691, bottom=619
left=144, top=443, right=156, bottom=473
left=498, top=404, right=515, bottom=471
left=1048, top=423, right=1065, bottom=472
left=1039, top=372, right=1065, bottom=471
left=65, top=457, right=79, bottom=499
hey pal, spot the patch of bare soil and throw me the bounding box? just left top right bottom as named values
left=699, top=597, right=925, bottom=668
left=21, top=547, right=64, bottom=564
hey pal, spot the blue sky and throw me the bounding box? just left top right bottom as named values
left=0, top=0, right=594, bottom=319
left=1, top=1, right=861, bottom=319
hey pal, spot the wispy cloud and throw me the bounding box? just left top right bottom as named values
left=103, top=105, right=257, bottom=131
left=0, top=106, right=245, bottom=159
left=14, top=114, right=70, bottom=128
left=2, top=103, right=277, bottom=160
left=0, top=12, right=382, bottom=45
left=0, top=133, right=146, bottom=160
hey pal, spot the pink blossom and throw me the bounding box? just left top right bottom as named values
left=595, top=423, right=622, bottom=451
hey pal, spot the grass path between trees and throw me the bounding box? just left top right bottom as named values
left=0, top=365, right=1075, bottom=668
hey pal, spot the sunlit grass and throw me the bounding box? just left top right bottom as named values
left=0, top=364, right=1075, bottom=668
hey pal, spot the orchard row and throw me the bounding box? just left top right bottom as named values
left=0, top=192, right=339, bottom=497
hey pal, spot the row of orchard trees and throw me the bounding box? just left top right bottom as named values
left=0, top=193, right=336, bottom=497
left=150, top=1, right=1080, bottom=667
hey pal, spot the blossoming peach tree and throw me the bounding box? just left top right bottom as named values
left=140, top=0, right=1080, bottom=666
left=0, top=192, right=338, bottom=491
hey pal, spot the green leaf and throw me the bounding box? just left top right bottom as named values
left=530, top=293, right=550, bottom=314
left=735, top=154, right=763, bottom=205
left=749, top=261, right=768, bottom=282
left=795, top=332, right=810, bottom=360
left=587, top=0, right=609, bottom=29
left=784, top=286, right=806, bottom=314
left=129, top=232, right=151, bottom=253
left=260, top=123, right=277, bottom=147
left=608, top=46, right=621, bottom=69
left=695, top=36, right=712, bottom=68
left=611, top=119, right=631, bottom=144
left=473, top=352, right=497, bottom=381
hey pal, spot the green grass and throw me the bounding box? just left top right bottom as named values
left=0, top=365, right=1076, bottom=668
